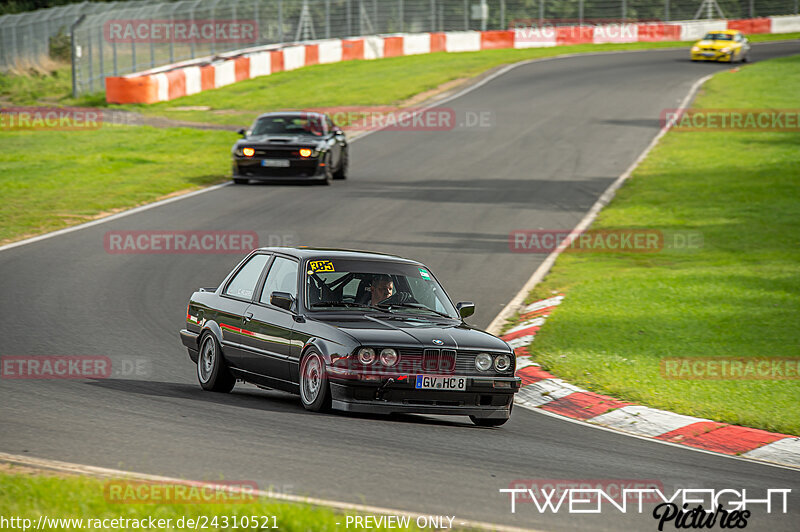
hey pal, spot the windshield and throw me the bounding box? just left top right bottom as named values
left=305, top=258, right=459, bottom=319
left=703, top=33, right=733, bottom=41
left=251, top=115, right=326, bottom=136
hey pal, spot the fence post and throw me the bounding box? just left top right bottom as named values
left=430, top=0, right=435, bottom=32
left=278, top=0, right=284, bottom=42
left=749, top=0, right=754, bottom=18
left=98, top=19, right=104, bottom=90
left=500, top=0, right=505, bottom=30
left=665, top=0, right=670, bottom=22
left=325, top=0, right=330, bottom=38
left=621, top=0, right=626, bottom=22
left=71, top=14, right=86, bottom=98
left=579, top=0, right=584, bottom=26
left=346, top=0, right=352, bottom=36
left=399, top=0, right=403, bottom=32
left=538, top=0, right=543, bottom=26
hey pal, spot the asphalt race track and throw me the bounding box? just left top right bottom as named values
left=2, top=43, right=800, bottom=531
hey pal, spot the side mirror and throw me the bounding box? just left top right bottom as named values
left=270, top=291, right=294, bottom=311
left=456, top=301, right=475, bottom=319
left=237, top=128, right=247, bottom=137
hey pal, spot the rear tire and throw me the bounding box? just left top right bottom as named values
left=299, top=350, right=331, bottom=412
left=197, top=332, right=236, bottom=392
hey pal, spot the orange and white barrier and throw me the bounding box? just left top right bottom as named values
left=105, top=15, right=800, bottom=104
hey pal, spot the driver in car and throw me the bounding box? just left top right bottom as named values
left=369, top=275, right=394, bottom=305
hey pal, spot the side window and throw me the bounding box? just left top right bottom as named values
left=327, top=115, right=336, bottom=131
left=260, top=257, right=299, bottom=304
left=225, top=254, right=270, bottom=299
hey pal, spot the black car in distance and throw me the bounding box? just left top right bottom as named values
left=180, top=248, right=521, bottom=426
left=231, top=112, right=348, bottom=185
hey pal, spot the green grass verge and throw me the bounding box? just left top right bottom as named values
left=0, top=125, right=232, bottom=243
left=0, top=469, right=431, bottom=531
left=522, top=53, right=800, bottom=436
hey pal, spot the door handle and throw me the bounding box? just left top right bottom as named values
left=244, top=312, right=253, bottom=323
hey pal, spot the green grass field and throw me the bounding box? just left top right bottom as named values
left=0, top=126, right=231, bottom=243
left=0, top=468, right=430, bottom=531
left=521, top=53, right=800, bottom=436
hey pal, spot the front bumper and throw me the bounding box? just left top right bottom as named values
left=328, top=373, right=521, bottom=417
left=691, top=50, right=735, bottom=62
left=233, top=156, right=326, bottom=180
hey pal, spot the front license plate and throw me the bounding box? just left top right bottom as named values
left=415, top=375, right=467, bottom=391
left=261, top=159, right=290, bottom=167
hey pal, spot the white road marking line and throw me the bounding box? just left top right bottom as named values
left=0, top=451, right=543, bottom=532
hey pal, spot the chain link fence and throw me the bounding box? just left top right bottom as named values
left=2, top=0, right=799, bottom=95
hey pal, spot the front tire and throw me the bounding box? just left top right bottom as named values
left=197, top=332, right=236, bottom=392
left=333, top=149, right=348, bottom=180
left=299, top=350, right=331, bottom=412
left=470, top=399, right=513, bottom=427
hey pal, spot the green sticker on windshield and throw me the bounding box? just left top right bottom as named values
left=419, top=268, right=431, bottom=280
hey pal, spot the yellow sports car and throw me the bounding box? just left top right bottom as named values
left=690, top=30, right=751, bottom=62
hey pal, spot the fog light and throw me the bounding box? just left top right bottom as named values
left=358, top=347, right=376, bottom=365
left=380, top=348, right=398, bottom=367
left=475, top=353, right=492, bottom=372
left=494, top=354, right=512, bottom=372
left=242, top=147, right=255, bottom=157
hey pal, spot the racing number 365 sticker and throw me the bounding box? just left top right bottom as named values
left=309, top=260, right=335, bottom=272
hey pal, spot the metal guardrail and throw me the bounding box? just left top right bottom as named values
left=1, top=0, right=799, bottom=96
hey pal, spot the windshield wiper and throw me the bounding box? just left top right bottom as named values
left=377, top=302, right=454, bottom=319
left=310, top=302, right=392, bottom=313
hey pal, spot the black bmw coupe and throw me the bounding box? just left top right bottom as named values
left=180, top=248, right=521, bottom=426
left=231, top=112, right=348, bottom=185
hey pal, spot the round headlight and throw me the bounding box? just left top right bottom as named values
left=299, top=148, right=312, bottom=157
left=494, top=354, right=512, bottom=372
left=242, top=147, right=255, bottom=157
left=358, top=347, right=376, bottom=365
left=380, top=348, right=398, bottom=367
left=475, top=353, right=493, bottom=372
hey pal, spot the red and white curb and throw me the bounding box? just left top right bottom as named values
left=505, top=296, right=800, bottom=468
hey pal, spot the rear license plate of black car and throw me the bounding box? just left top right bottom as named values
left=415, top=375, right=466, bottom=391
left=261, top=159, right=290, bottom=167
